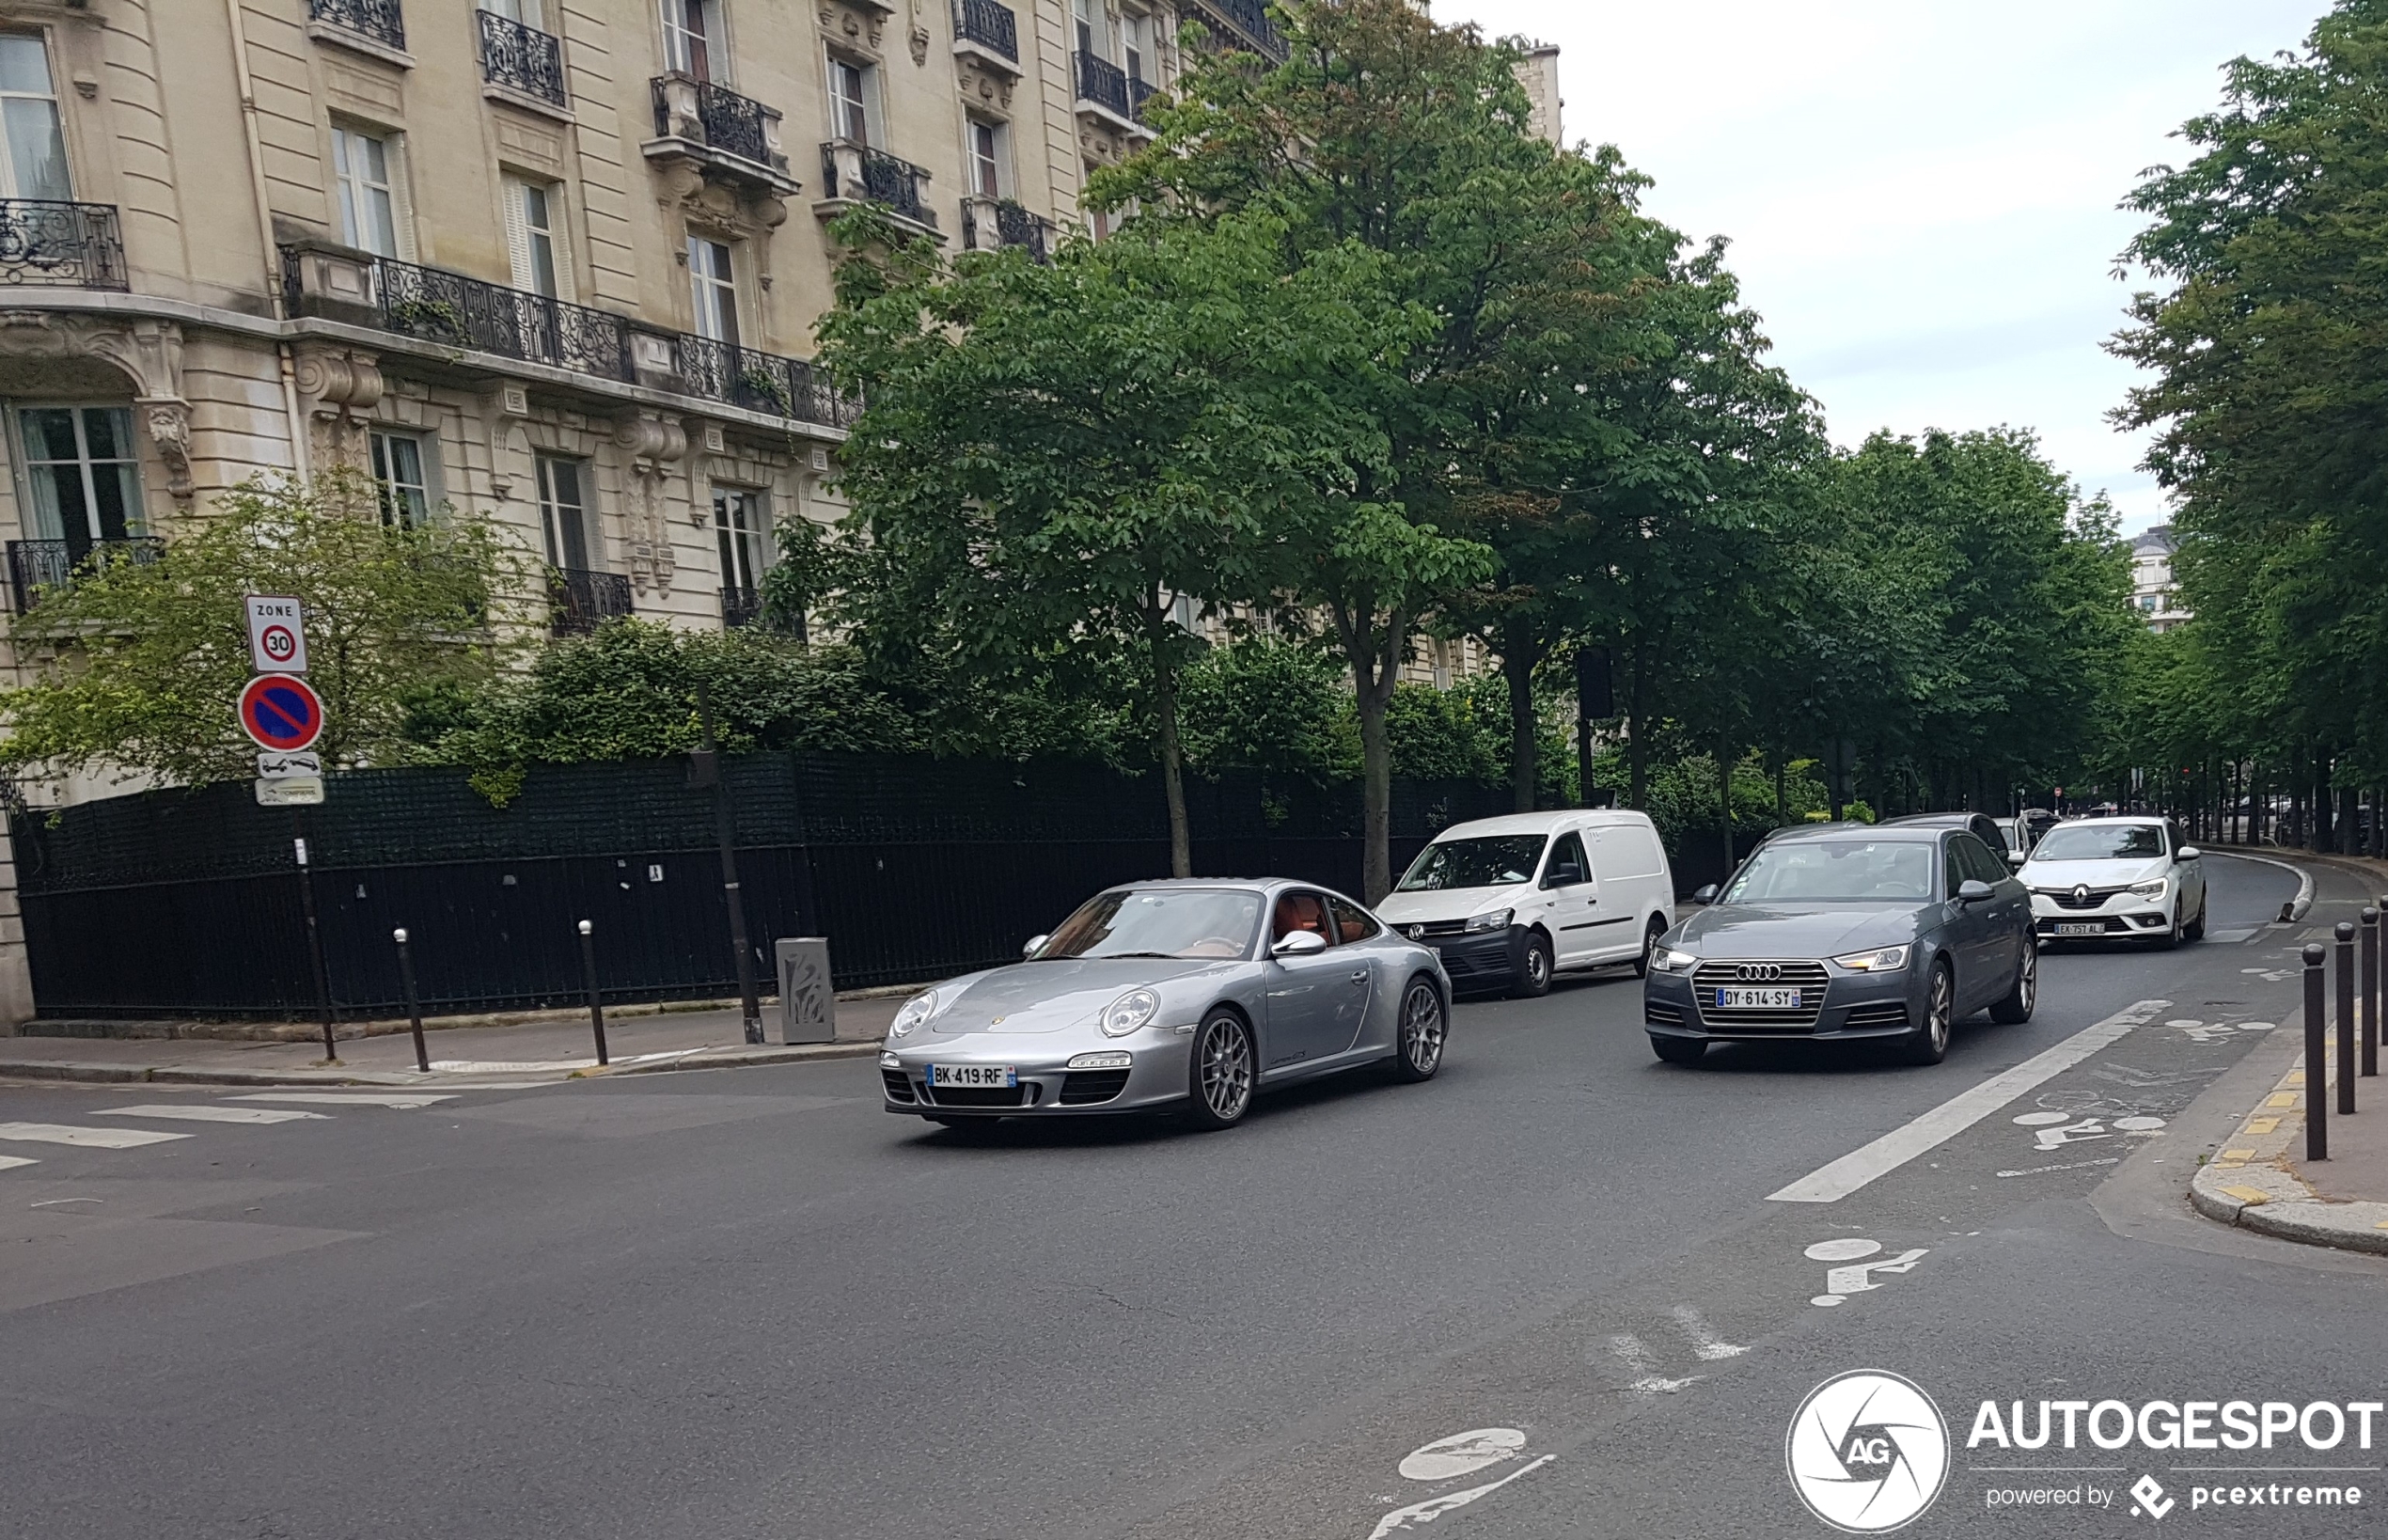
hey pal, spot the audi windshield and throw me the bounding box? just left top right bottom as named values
left=1721, top=841, right=1938, bottom=904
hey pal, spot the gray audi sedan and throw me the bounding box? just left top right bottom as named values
left=1642, top=824, right=2035, bottom=1067
left=879, top=879, right=1453, bottom=1130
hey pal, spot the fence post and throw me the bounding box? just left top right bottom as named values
left=393, top=927, right=428, bottom=1075
left=2305, top=942, right=2329, bottom=1161
left=2364, top=906, right=2380, bottom=1079
left=2338, top=921, right=2358, bottom=1116
left=292, top=827, right=338, bottom=1063
left=577, top=919, right=608, bottom=1067
left=696, top=682, right=764, bottom=1045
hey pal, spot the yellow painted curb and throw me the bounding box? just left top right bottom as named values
left=2222, top=1148, right=2257, bottom=1160
left=2267, top=1092, right=2300, bottom=1108
left=2220, top=1186, right=2272, bottom=1205
left=2247, top=1117, right=2281, bottom=1135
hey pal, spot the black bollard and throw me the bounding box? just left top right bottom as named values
left=394, top=927, right=429, bottom=1076
left=2364, top=908, right=2380, bottom=1078
left=578, top=919, right=609, bottom=1067
left=2305, top=942, right=2330, bottom=1160
left=2338, top=922, right=2359, bottom=1116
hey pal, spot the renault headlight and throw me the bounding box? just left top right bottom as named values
left=889, top=988, right=942, bottom=1038
left=1831, top=945, right=1911, bottom=972
left=1652, top=949, right=1698, bottom=972
left=1465, top=908, right=1515, bottom=934
left=1101, top=988, right=1160, bottom=1037
left=2129, top=878, right=2169, bottom=899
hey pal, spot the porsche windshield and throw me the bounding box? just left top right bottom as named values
left=1032, top=889, right=1264, bottom=961
left=1721, top=841, right=1937, bottom=904
left=1397, top=836, right=1548, bottom=891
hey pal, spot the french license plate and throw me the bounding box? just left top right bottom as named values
left=927, top=1063, right=1017, bottom=1089
left=1716, top=987, right=1802, bottom=1011
left=2054, top=922, right=2105, bottom=937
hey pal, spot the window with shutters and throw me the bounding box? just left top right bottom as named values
left=714, top=484, right=763, bottom=592
left=369, top=430, right=434, bottom=528
left=0, top=35, right=71, bottom=201
left=966, top=118, right=1006, bottom=199
left=331, top=124, right=410, bottom=259
left=502, top=176, right=570, bottom=300
left=1123, top=10, right=1153, bottom=83
left=1072, top=0, right=1108, bottom=58
left=661, top=0, right=722, bottom=81
left=686, top=234, right=739, bottom=344
left=536, top=455, right=592, bottom=571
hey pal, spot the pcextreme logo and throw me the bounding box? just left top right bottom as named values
left=1787, top=1370, right=1952, bottom=1533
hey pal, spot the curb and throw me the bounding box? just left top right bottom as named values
left=2207, top=846, right=2318, bottom=922
left=2189, top=1044, right=2388, bottom=1258
left=0, top=1040, right=885, bottom=1089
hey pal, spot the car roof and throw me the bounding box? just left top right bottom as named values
left=2055, top=814, right=2165, bottom=825
left=1763, top=824, right=1941, bottom=847
left=1882, top=813, right=1997, bottom=829
left=1428, top=809, right=1649, bottom=841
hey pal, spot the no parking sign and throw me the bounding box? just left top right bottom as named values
left=239, top=673, right=324, bottom=753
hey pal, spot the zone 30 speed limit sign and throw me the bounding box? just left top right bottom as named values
left=245, top=595, right=308, bottom=675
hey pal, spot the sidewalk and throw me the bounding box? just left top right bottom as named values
left=0, top=998, right=900, bottom=1088
left=2191, top=847, right=2388, bottom=1256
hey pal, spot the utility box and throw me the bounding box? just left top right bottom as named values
left=776, top=937, right=836, bottom=1044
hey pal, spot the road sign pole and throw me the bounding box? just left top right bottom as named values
left=696, top=682, right=764, bottom=1045
left=394, top=927, right=429, bottom=1075
left=291, top=817, right=338, bottom=1061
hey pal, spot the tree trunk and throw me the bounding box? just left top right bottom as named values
left=1717, top=736, right=1735, bottom=882
left=1503, top=626, right=1539, bottom=814
left=1774, top=750, right=1788, bottom=827
left=1337, top=606, right=1405, bottom=905
left=1828, top=739, right=1845, bottom=822
left=1149, top=605, right=1192, bottom=880
left=2341, top=780, right=2360, bottom=857
left=1626, top=645, right=1650, bottom=809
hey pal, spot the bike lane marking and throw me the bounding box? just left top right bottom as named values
left=1766, top=998, right=2172, bottom=1203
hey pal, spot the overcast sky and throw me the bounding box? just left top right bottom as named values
left=1436, top=0, right=2326, bottom=532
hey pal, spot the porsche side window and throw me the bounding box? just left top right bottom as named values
left=1273, top=891, right=1333, bottom=943
left=1328, top=896, right=1380, bottom=944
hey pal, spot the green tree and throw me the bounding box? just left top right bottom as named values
left=1, top=473, right=526, bottom=787
left=1177, top=636, right=1357, bottom=783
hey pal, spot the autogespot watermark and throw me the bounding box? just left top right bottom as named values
left=1790, top=1375, right=2382, bottom=1530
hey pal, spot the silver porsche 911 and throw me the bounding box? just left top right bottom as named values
left=878, top=879, right=1453, bottom=1130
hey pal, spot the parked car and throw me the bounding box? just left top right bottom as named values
left=2018, top=814, right=2207, bottom=948
left=879, top=880, right=1451, bottom=1131
left=1642, top=823, right=2035, bottom=1066
left=2020, top=808, right=2059, bottom=846
left=1375, top=809, right=1676, bottom=998
left=1885, top=810, right=2033, bottom=867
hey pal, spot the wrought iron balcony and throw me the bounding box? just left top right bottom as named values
left=1130, top=74, right=1158, bottom=120
left=650, top=74, right=793, bottom=190
left=963, top=196, right=1050, bottom=261
left=549, top=566, right=633, bottom=636
left=1182, top=0, right=1287, bottom=62
left=674, top=335, right=857, bottom=429
left=953, top=0, right=1018, bottom=64
left=0, top=200, right=127, bottom=290
left=309, top=0, right=406, bottom=51
left=720, top=584, right=762, bottom=630
left=6, top=538, right=164, bottom=613
left=820, top=142, right=936, bottom=230
left=1076, top=50, right=1132, bottom=119
left=478, top=8, right=566, bottom=107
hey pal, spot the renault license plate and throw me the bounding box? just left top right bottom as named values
left=928, top=1063, right=1018, bottom=1089
left=1716, top=987, right=1802, bottom=1010
left=2054, top=922, right=2105, bottom=937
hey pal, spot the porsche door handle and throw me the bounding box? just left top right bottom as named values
left=1349, top=971, right=1370, bottom=983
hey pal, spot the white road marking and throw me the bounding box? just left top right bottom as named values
left=1669, top=1304, right=1749, bottom=1361
left=2034, top=1118, right=2112, bottom=1151
left=1607, top=1333, right=1700, bottom=1394
left=1767, top=998, right=2172, bottom=1202
left=91, top=1106, right=328, bottom=1125
left=2240, top=1022, right=2276, bottom=1032
left=1813, top=1246, right=1929, bottom=1307
left=231, top=1092, right=456, bottom=1108
left=1997, top=1156, right=2122, bottom=1178
left=424, top=1049, right=705, bottom=1074
left=0, top=1155, right=38, bottom=1172
left=2210, top=928, right=2258, bottom=943
left=1803, top=1237, right=1880, bottom=1262
left=1397, top=1429, right=1525, bottom=1483
left=0, top=1122, right=189, bottom=1149
left=2113, top=1115, right=2167, bottom=1132
left=2011, top=1111, right=2070, bottom=1127
left=1366, top=1454, right=1555, bottom=1539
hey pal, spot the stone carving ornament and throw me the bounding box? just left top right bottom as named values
left=0, top=311, right=196, bottom=498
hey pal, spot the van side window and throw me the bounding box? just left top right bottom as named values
left=1544, top=832, right=1589, bottom=888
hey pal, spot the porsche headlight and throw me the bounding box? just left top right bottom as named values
left=889, top=988, right=942, bottom=1038
left=1652, top=949, right=1698, bottom=972
left=1101, top=988, right=1161, bottom=1037
left=1831, top=945, right=1911, bottom=972
left=1465, top=907, right=1515, bottom=934
left=2129, top=878, right=2169, bottom=900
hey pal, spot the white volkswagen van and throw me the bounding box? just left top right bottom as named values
left=1374, top=809, right=1676, bottom=997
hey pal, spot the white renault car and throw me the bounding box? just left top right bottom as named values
left=2018, top=814, right=2207, bottom=947
left=1374, top=809, right=1676, bottom=997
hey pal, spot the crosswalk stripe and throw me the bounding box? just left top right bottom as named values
left=0, top=1122, right=190, bottom=1149
left=92, top=1105, right=329, bottom=1125
left=228, top=1092, right=455, bottom=1108
left=0, top=1155, right=38, bottom=1171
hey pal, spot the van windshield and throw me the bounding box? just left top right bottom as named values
left=1397, top=836, right=1547, bottom=891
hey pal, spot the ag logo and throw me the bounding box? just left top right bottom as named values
left=1785, top=1370, right=1948, bottom=1532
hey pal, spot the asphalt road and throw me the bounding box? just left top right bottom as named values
left=4, top=853, right=2383, bottom=1539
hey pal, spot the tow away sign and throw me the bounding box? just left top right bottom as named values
left=257, top=750, right=322, bottom=779
left=245, top=595, right=307, bottom=674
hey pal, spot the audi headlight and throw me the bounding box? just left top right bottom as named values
left=889, top=988, right=942, bottom=1038
left=1653, top=949, right=1698, bottom=972
left=1465, top=907, right=1516, bottom=934
left=2129, top=878, right=2168, bottom=899
left=1831, top=945, right=1911, bottom=972
left=1100, top=988, right=1160, bottom=1037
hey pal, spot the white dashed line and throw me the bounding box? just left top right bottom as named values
left=91, top=1106, right=329, bottom=1125
left=0, top=1155, right=38, bottom=1172
left=0, top=1122, right=190, bottom=1149
left=230, top=1092, right=456, bottom=1108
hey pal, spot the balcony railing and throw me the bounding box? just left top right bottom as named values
left=963, top=196, right=1050, bottom=261
left=549, top=566, right=633, bottom=636
left=720, top=584, right=762, bottom=630
left=280, top=245, right=858, bottom=431
left=6, top=537, right=164, bottom=613
left=309, top=0, right=406, bottom=51
left=953, top=0, right=1018, bottom=63
left=820, top=142, right=936, bottom=229
left=651, top=74, right=788, bottom=178
left=478, top=8, right=567, bottom=107
left=0, top=200, right=127, bottom=290
left=1182, top=0, right=1287, bottom=62
left=1130, top=74, right=1158, bottom=120
left=1076, top=50, right=1132, bottom=118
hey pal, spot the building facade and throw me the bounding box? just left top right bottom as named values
left=2130, top=525, right=2189, bottom=634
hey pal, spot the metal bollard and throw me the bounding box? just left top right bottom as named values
left=2305, top=942, right=2329, bottom=1161
left=2364, top=907, right=2380, bottom=1078
left=2339, top=922, right=2359, bottom=1116
left=577, top=919, right=609, bottom=1067
left=393, top=927, right=430, bottom=1076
